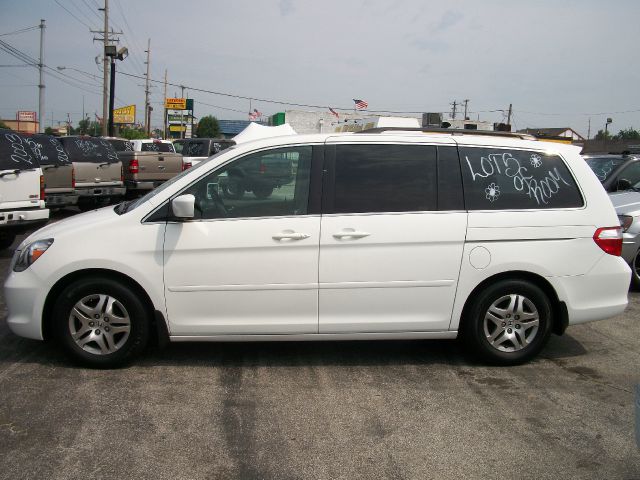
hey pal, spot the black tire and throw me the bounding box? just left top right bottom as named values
left=0, top=230, right=16, bottom=250
left=53, top=277, right=150, bottom=368
left=222, top=179, right=245, bottom=200
left=252, top=185, right=274, bottom=199
left=630, top=249, right=640, bottom=291
left=461, top=279, right=553, bottom=365
left=77, top=200, right=96, bottom=212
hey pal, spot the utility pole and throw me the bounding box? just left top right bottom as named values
left=463, top=99, right=469, bottom=120
left=180, top=85, right=185, bottom=139
left=163, top=69, right=167, bottom=139
left=144, top=38, right=151, bottom=135
left=450, top=100, right=458, bottom=120
left=507, top=103, right=513, bottom=126
left=38, top=19, right=45, bottom=133
left=587, top=117, right=591, bottom=140
left=92, top=0, right=121, bottom=136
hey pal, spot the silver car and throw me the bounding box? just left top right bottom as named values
left=610, top=191, right=640, bottom=289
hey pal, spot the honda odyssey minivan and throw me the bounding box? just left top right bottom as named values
left=4, top=128, right=631, bottom=367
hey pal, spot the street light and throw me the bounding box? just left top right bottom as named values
left=605, top=117, right=613, bottom=148
left=104, top=46, right=128, bottom=137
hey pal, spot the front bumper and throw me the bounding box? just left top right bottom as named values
left=4, top=266, right=48, bottom=340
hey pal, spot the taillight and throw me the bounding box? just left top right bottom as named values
left=182, top=161, right=192, bottom=171
left=71, top=166, right=76, bottom=188
left=259, top=160, right=266, bottom=174
left=593, top=227, right=623, bottom=256
left=40, top=175, right=45, bottom=200
left=129, top=159, right=139, bottom=174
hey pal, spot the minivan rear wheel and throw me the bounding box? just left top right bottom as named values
left=53, top=277, right=150, bottom=368
left=462, top=279, right=552, bottom=365
left=631, top=249, right=640, bottom=290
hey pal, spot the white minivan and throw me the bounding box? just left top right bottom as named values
left=4, top=129, right=631, bottom=367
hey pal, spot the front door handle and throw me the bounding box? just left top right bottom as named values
left=333, top=229, right=371, bottom=239
left=272, top=231, right=310, bottom=241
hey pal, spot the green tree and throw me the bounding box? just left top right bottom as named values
left=44, top=126, right=54, bottom=135
left=0, top=120, right=11, bottom=130
left=196, top=115, right=220, bottom=138
left=594, top=129, right=613, bottom=141
left=118, top=126, right=148, bottom=140
left=613, top=127, right=640, bottom=141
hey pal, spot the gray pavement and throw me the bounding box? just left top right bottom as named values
left=0, top=222, right=639, bottom=480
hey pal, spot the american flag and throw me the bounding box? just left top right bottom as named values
left=329, top=107, right=339, bottom=118
left=248, top=111, right=257, bottom=121
left=253, top=108, right=262, bottom=117
left=353, top=99, right=368, bottom=110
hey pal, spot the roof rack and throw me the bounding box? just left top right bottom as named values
left=356, top=127, right=537, bottom=140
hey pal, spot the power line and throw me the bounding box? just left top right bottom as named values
left=52, top=0, right=92, bottom=29
left=0, top=26, right=40, bottom=36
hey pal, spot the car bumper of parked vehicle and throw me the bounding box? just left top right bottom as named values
left=124, top=180, right=164, bottom=191
left=4, top=267, right=48, bottom=340
left=75, top=186, right=126, bottom=198
left=550, top=255, right=631, bottom=326
left=0, top=208, right=49, bottom=233
left=45, top=192, right=79, bottom=208
left=621, top=230, right=640, bottom=265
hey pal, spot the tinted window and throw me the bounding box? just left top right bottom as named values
left=437, top=146, right=464, bottom=210
left=59, top=137, right=119, bottom=164
left=140, top=142, right=174, bottom=153
left=460, top=147, right=583, bottom=210
left=106, top=139, right=134, bottom=152
left=616, top=162, right=640, bottom=190
left=24, top=134, right=71, bottom=166
left=333, top=144, right=437, bottom=213
left=0, top=129, right=38, bottom=170
left=584, top=156, right=626, bottom=182
left=186, top=141, right=206, bottom=157
left=173, top=141, right=185, bottom=154
left=183, top=146, right=311, bottom=219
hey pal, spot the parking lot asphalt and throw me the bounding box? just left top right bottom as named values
left=0, top=216, right=639, bottom=480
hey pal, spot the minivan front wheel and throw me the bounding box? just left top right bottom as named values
left=463, top=279, right=552, bottom=365
left=53, top=277, right=150, bottom=368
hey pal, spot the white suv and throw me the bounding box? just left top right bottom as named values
left=4, top=129, right=631, bottom=367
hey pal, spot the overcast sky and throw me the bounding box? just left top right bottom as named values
left=1, top=0, right=639, bottom=137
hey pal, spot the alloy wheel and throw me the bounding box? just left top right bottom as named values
left=483, top=294, right=540, bottom=352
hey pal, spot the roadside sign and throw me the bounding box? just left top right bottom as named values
left=165, top=98, right=187, bottom=110
left=16, top=111, right=37, bottom=122
left=169, top=125, right=186, bottom=132
left=113, top=105, right=136, bottom=124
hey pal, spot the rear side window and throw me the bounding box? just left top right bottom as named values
left=333, top=144, right=437, bottom=213
left=460, top=147, right=583, bottom=210
left=0, top=130, right=38, bottom=170
left=141, top=142, right=175, bottom=153
left=584, top=156, right=626, bottom=182
left=24, top=134, right=70, bottom=166
left=186, top=141, right=206, bottom=156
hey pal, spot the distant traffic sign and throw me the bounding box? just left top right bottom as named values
left=165, top=98, right=187, bottom=110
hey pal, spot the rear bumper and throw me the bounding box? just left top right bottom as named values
left=0, top=208, right=49, bottom=233
left=45, top=192, right=78, bottom=208
left=124, top=179, right=165, bottom=191
left=549, top=255, right=631, bottom=326
left=75, top=186, right=126, bottom=198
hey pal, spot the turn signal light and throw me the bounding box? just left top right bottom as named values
left=39, top=175, right=45, bottom=200
left=593, top=227, right=623, bottom=256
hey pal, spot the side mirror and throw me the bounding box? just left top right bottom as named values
left=617, top=178, right=632, bottom=191
left=171, top=194, right=195, bottom=219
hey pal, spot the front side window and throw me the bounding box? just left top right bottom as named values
left=460, top=147, right=583, bottom=210
left=182, top=146, right=312, bottom=220
left=332, top=144, right=437, bottom=214
left=584, top=156, right=626, bottom=182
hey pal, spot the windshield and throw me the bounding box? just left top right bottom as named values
left=116, top=146, right=236, bottom=214
left=584, top=157, right=626, bottom=182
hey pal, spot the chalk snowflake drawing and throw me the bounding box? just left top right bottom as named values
left=485, top=182, right=501, bottom=202
left=530, top=154, right=542, bottom=168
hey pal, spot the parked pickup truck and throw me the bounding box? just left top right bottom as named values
left=174, top=138, right=235, bottom=169
left=0, top=129, right=49, bottom=249
left=58, top=136, right=125, bottom=211
left=24, top=134, right=78, bottom=209
left=107, top=138, right=183, bottom=197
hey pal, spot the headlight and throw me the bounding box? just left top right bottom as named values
left=13, top=239, right=54, bottom=272
left=618, top=215, right=633, bottom=232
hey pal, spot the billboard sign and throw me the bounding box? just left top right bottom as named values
left=113, top=105, right=136, bottom=124
left=17, top=111, right=37, bottom=122
left=165, top=98, right=187, bottom=110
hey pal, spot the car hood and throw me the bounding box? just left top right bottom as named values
left=609, top=191, right=640, bottom=215
left=18, top=205, right=118, bottom=248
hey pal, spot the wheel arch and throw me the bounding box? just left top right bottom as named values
left=458, top=270, right=568, bottom=337
left=42, top=268, right=166, bottom=341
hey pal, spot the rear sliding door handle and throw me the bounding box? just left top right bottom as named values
left=272, top=232, right=310, bottom=241
left=333, top=229, right=371, bottom=239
